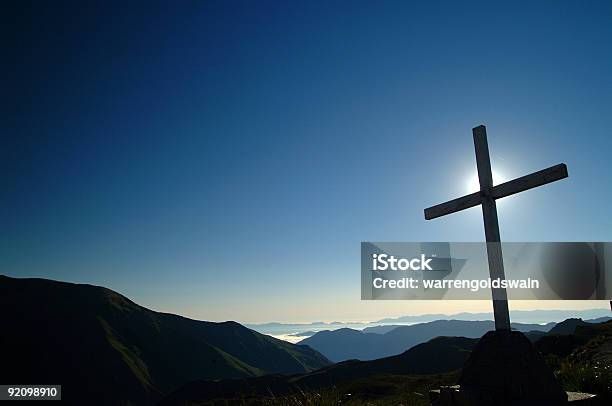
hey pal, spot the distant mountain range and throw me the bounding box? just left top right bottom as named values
left=372, top=309, right=612, bottom=324
left=0, top=275, right=330, bottom=405
left=362, top=321, right=557, bottom=335
left=299, top=318, right=609, bottom=362
left=246, top=309, right=611, bottom=339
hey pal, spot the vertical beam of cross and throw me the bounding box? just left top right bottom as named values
left=424, top=125, right=568, bottom=332
left=473, top=126, right=511, bottom=331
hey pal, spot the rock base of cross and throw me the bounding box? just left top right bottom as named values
left=429, top=330, right=597, bottom=405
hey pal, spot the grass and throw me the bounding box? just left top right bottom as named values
left=556, top=359, right=612, bottom=400
left=182, top=372, right=460, bottom=405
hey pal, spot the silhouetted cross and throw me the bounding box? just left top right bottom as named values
left=424, top=125, right=568, bottom=330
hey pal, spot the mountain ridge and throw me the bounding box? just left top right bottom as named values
left=0, top=275, right=330, bottom=405
left=300, top=319, right=560, bottom=361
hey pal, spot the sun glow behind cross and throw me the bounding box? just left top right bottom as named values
left=466, top=171, right=507, bottom=194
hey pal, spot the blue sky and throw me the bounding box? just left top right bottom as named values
left=3, top=1, right=611, bottom=322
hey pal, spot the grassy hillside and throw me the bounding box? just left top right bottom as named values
left=537, top=319, right=612, bottom=401
left=161, top=373, right=461, bottom=406
left=0, top=275, right=330, bottom=405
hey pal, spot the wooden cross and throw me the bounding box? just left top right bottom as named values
left=424, top=125, right=568, bottom=330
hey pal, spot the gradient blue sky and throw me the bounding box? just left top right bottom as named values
left=3, top=1, right=611, bottom=322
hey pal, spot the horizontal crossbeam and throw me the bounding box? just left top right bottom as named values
left=491, top=163, right=568, bottom=200
left=424, top=191, right=482, bottom=220
left=424, top=163, right=568, bottom=221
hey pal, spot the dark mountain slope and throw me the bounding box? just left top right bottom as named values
left=567, top=320, right=612, bottom=365
left=548, top=318, right=591, bottom=335
left=536, top=319, right=612, bottom=360
left=536, top=320, right=612, bottom=401
left=0, top=275, right=329, bottom=405
left=159, top=336, right=477, bottom=405
left=293, top=336, right=476, bottom=388
left=299, top=328, right=383, bottom=360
